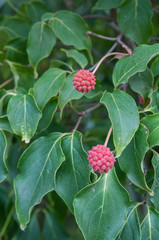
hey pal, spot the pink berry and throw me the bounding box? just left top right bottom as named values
left=73, top=70, right=96, bottom=93
left=88, top=145, right=115, bottom=173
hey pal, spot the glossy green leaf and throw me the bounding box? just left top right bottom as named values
left=7, top=94, right=42, bottom=143
left=118, top=124, right=152, bottom=194
left=42, top=211, right=71, bottom=240
left=55, top=131, right=91, bottom=212
left=113, top=44, right=159, bottom=88
left=58, top=72, right=83, bottom=118
left=150, top=151, right=159, bottom=212
left=141, top=114, right=159, bottom=148
left=100, top=90, right=139, bottom=157
left=0, top=116, right=13, bottom=133
left=117, top=0, right=153, bottom=45
left=14, top=132, right=66, bottom=229
left=141, top=207, right=159, bottom=240
left=74, top=168, right=129, bottom=240
left=0, top=130, right=7, bottom=183
left=37, top=98, right=58, bottom=133
left=34, top=68, right=65, bottom=110
left=6, top=61, right=34, bottom=90
left=27, top=22, right=56, bottom=77
left=129, top=67, right=153, bottom=101
left=94, top=0, right=124, bottom=10
left=49, top=10, right=90, bottom=50
left=151, top=56, right=159, bottom=77
left=61, top=49, right=88, bottom=69
left=117, top=202, right=141, bottom=240
left=145, top=89, right=159, bottom=113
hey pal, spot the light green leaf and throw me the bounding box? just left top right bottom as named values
left=34, top=68, right=65, bottom=110
left=58, top=72, right=83, bottom=118
left=94, top=0, right=124, bottom=10
left=6, top=61, right=34, bottom=90
left=129, top=67, right=153, bottom=101
left=141, top=207, right=159, bottom=240
left=100, top=90, right=139, bottom=157
left=27, top=21, right=56, bottom=77
left=118, top=124, right=152, bottom=194
left=37, top=98, right=58, bottom=133
left=151, top=56, right=159, bottom=77
left=74, top=168, right=129, bottom=240
left=0, top=130, right=7, bottom=183
left=117, top=0, right=153, bottom=45
left=61, top=48, right=88, bottom=69
left=49, top=10, right=90, bottom=50
left=55, top=131, right=91, bottom=212
left=141, top=114, right=159, bottom=148
left=14, top=132, right=66, bottom=229
left=150, top=151, right=159, bottom=212
left=113, top=44, right=159, bottom=88
left=7, top=94, right=42, bottom=143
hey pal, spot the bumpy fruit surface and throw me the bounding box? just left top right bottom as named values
left=88, top=145, right=115, bottom=173
left=73, top=70, right=96, bottom=93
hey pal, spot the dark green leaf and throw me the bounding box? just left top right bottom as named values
left=117, top=0, right=153, bottom=44
left=0, top=116, right=13, bottom=133
left=113, top=44, right=159, bottom=88
left=7, top=94, right=42, bottom=143
left=94, top=0, right=124, bottom=10
left=14, top=132, right=66, bottom=229
left=25, top=1, right=47, bottom=24
left=151, top=56, right=159, bottom=77
left=0, top=130, right=7, bottom=183
left=145, top=89, right=159, bottom=113
left=49, top=10, right=90, bottom=50
left=141, top=207, right=159, bottom=240
left=34, top=68, right=65, bottom=110
left=74, top=168, right=129, bottom=240
left=27, top=21, right=56, bottom=77
left=141, top=114, right=159, bottom=148
left=118, top=124, right=152, bottom=194
left=55, top=131, right=91, bottom=212
left=129, top=68, right=153, bottom=101
left=100, top=90, right=139, bottom=157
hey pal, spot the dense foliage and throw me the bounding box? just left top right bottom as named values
left=0, top=0, right=159, bottom=239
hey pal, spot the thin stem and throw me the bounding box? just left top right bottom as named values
left=116, top=38, right=132, bottom=55
left=92, top=52, right=128, bottom=74
left=104, top=126, right=113, bottom=147
left=0, top=78, right=13, bottom=89
left=0, top=205, right=14, bottom=238
left=73, top=116, right=83, bottom=131
left=88, top=42, right=118, bottom=72
left=87, top=31, right=117, bottom=41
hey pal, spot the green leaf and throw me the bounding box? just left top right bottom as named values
left=141, top=114, right=159, bottom=148
left=100, top=90, right=139, bottom=157
left=118, top=124, right=152, bottom=194
left=27, top=22, right=56, bottom=77
left=117, top=0, right=153, bottom=45
left=37, top=98, right=58, bottom=133
left=55, top=131, right=91, bottom=212
left=42, top=211, right=71, bottom=240
left=113, top=44, right=159, bottom=88
left=151, top=56, right=159, bottom=77
left=141, top=207, right=159, bottom=240
left=129, top=67, right=153, bottom=101
left=49, top=10, right=90, bottom=50
left=7, top=94, right=42, bottom=143
left=61, top=49, right=88, bottom=69
left=150, top=151, right=159, bottom=212
left=145, top=89, right=159, bottom=113
left=25, top=1, right=47, bottom=24
left=0, top=130, right=7, bottom=183
left=0, top=116, right=13, bottom=133
left=58, top=72, right=83, bottom=118
left=6, top=61, right=34, bottom=90
left=117, top=202, right=141, bottom=240
left=14, top=132, right=66, bottom=229
left=94, top=0, right=124, bottom=10
left=34, top=68, right=65, bottom=110
left=74, top=168, right=129, bottom=240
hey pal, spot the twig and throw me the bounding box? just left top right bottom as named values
left=73, top=116, right=83, bottom=131
left=0, top=77, right=13, bottom=89
left=104, top=125, right=113, bottom=147
left=87, top=31, right=117, bottom=41
left=116, top=38, right=132, bottom=55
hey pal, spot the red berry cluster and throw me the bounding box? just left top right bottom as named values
left=88, top=145, right=115, bottom=173
left=73, top=70, right=96, bottom=93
